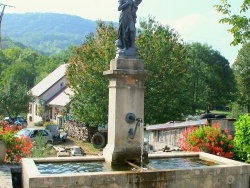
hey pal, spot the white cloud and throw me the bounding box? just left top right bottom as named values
left=161, top=14, right=201, bottom=34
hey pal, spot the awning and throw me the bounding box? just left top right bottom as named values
left=48, top=87, right=73, bottom=107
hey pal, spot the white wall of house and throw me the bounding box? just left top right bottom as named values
left=27, top=99, right=43, bottom=123
left=28, top=78, right=67, bottom=124
left=38, top=77, right=67, bottom=102
left=27, top=64, right=71, bottom=125
left=28, top=101, right=62, bottom=124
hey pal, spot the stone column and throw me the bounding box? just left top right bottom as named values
left=103, top=58, right=148, bottom=165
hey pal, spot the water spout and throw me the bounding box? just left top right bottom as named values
left=128, top=118, right=141, bottom=139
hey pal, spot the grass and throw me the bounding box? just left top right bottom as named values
left=81, top=142, right=102, bottom=155
left=42, top=137, right=102, bottom=157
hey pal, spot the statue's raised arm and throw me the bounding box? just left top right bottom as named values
left=115, top=0, right=142, bottom=58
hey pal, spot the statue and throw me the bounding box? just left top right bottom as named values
left=116, top=0, right=142, bottom=58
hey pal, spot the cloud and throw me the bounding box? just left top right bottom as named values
left=161, top=13, right=201, bottom=34
left=159, top=11, right=241, bottom=65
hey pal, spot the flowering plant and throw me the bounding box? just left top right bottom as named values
left=179, top=123, right=233, bottom=159
left=0, top=126, right=32, bottom=163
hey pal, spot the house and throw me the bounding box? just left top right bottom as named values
left=27, top=63, right=73, bottom=126
left=144, top=118, right=235, bottom=152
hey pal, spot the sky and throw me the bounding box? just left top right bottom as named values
left=1, top=0, right=242, bottom=64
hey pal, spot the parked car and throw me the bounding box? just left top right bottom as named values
left=15, top=127, right=53, bottom=144
left=45, top=125, right=67, bottom=142
left=4, top=116, right=27, bottom=128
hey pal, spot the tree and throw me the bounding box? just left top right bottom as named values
left=67, top=19, right=189, bottom=125
left=1, top=62, right=36, bottom=89
left=214, top=0, right=250, bottom=45
left=232, top=42, right=250, bottom=112
left=66, top=21, right=116, bottom=125
left=67, top=18, right=236, bottom=125
left=185, top=43, right=236, bottom=114
left=137, top=18, right=190, bottom=124
left=0, top=78, right=33, bottom=118
left=0, top=47, right=47, bottom=116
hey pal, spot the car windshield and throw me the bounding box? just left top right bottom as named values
left=16, top=129, right=32, bottom=137
left=17, top=117, right=25, bottom=121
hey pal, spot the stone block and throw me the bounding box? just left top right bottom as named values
left=57, top=151, right=70, bottom=157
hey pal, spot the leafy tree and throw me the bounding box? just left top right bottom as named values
left=67, top=19, right=190, bottom=125
left=67, top=18, right=237, bottom=125
left=185, top=43, right=236, bottom=114
left=137, top=18, right=189, bottom=124
left=1, top=62, right=36, bottom=89
left=214, top=0, right=250, bottom=45
left=2, top=47, right=23, bottom=63
left=184, top=43, right=209, bottom=114
left=67, top=21, right=116, bottom=125
left=0, top=78, right=33, bottom=118
left=0, top=46, right=51, bottom=116
left=0, top=50, right=8, bottom=75
left=1, top=47, right=47, bottom=88
left=232, top=43, right=250, bottom=112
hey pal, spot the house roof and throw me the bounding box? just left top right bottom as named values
left=146, top=119, right=208, bottom=131
left=48, top=87, right=73, bottom=107
left=31, top=63, right=68, bottom=97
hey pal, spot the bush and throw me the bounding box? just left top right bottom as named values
left=0, top=126, right=32, bottom=163
left=179, top=123, right=233, bottom=159
left=233, top=114, right=250, bottom=162
left=31, top=135, right=53, bottom=157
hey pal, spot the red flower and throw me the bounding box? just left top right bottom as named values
left=178, top=123, right=234, bottom=159
left=0, top=126, right=32, bottom=163
left=228, top=135, right=233, bottom=140
left=224, top=128, right=229, bottom=134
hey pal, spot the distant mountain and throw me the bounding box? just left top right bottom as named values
left=2, top=13, right=98, bottom=55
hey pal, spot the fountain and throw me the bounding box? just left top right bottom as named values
left=21, top=1, right=250, bottom=187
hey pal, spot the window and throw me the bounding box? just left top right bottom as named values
left=60, top=82, right=65, bottom=88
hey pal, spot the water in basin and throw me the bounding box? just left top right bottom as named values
left=36, top=161, right=133, bottom=174
left=36, top=157, right=218, bottom=174
left=148, top=157, right=218, bottom=170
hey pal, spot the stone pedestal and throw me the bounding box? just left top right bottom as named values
left=103, top=58, right=148, bottom=165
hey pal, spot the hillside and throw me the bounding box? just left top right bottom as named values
left=2, top=13, right=98, bottom=55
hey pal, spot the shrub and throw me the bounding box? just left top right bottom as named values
left=0, top=126, right=32, bottom=163
left=31, top=135, right=53, bottom=157
left=233, top=114, right=250, bottom=162
left=179, top=123, right=233, bottom=159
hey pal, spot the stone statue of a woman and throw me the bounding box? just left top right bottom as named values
left=116, top=0, right=142, bottom=58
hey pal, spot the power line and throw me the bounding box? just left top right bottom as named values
left=0, top=3, right=14, bottom=49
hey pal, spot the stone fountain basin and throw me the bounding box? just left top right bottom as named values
left=22, top=152, right=250, bottom=188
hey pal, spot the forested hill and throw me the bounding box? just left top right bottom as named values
left=2, top=13, right=98, bottom=55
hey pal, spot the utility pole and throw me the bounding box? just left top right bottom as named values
left=0, top=3, right=14, bottom=49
